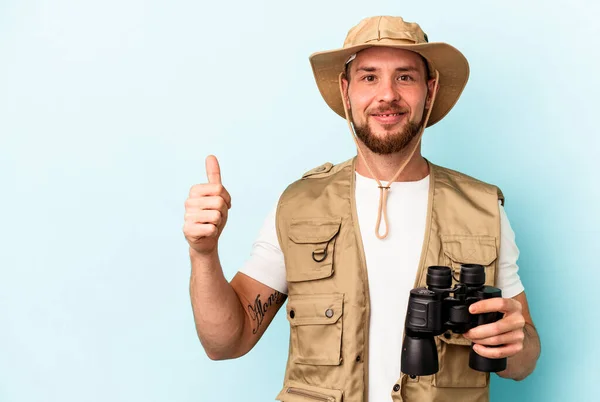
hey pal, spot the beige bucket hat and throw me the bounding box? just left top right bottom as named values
left=309, top=16, right=469, bottom=127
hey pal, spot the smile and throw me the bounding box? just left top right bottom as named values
left=370, top=112, right=406, bottom=124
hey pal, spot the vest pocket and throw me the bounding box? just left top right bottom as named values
left=286, top=293, right=343, bottom=366
left=441, top=234, right=498, bottom=284
left=286, top=217, right=341, bottom=283
left=276, top=381, right=343, bottom=401
left=432, top=334, right=489, bottom=388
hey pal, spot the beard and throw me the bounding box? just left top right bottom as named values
left=353, top=109, right=423, bottom=155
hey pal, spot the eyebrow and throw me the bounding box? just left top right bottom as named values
left=355, top=66, right=421, bottom=74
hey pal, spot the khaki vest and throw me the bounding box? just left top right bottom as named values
left=274, top=157, right=503, bottom=402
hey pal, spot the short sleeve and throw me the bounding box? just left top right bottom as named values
left=238, top=205, right=288, bottom=294
left=496, top=202, right=525, bottom=298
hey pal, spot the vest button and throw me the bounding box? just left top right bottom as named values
left=325, top=309, right=334, bottom=318
left=355, top=355, right=361, bottom=362
left=393, top=384, right=400, bottom=392
left=289, top=310, right=295, bottom=319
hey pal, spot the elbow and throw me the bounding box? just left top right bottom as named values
left=205, top=350, right=231, bottom=361
left=203, top=344, right=249, bottom=361
left=197, top=339, right=235, bottom=361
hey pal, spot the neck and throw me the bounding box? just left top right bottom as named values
left=354, top=139, right=429, bottom=182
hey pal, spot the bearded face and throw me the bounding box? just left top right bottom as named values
left=342, top=47, right=433, bottom=155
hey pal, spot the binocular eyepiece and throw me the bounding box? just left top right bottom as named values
left=400, top=264, right=507, bottom=376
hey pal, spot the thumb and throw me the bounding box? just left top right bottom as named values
left=205, top=155, right=222, bottom=184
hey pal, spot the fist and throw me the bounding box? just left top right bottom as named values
left=183, top=155, right=232, bottom=255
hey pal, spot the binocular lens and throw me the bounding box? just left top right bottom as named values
left=459, top=264, right=485, bottom=287
left=426, top=266, right=452, bottom=289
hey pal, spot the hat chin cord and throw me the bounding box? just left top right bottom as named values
left=337, top=70, right=440, bottom=240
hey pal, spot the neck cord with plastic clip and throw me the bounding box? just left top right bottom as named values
left=338, top=69, right=440, bottom=240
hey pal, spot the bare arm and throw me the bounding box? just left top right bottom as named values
left=189, top=249, right=286, bottom=360
left=184, top=155, right=286, bottom=360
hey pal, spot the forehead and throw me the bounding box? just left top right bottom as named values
left=351, top=47, right=424, bottom=69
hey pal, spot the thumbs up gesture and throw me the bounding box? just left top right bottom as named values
left=183, top=155, right=232, bottom=255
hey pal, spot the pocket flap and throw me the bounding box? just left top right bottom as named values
left=288, top=217, right=341, bottom=244
left=287, top=293, right=343, bottom=326
left=276, top=381, right=343, bottom=402
left=441, top=235, right=497, bottom=266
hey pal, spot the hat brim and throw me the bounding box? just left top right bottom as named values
left=309, top=42, right=469, bottom=127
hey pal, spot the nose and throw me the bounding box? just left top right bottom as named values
left=378, top=77, right=400, bottom=103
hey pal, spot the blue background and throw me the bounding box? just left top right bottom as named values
left=1, top=1, right=598, bottom=401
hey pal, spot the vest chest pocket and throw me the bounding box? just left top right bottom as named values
left=286, top=217, right=341, bottom=283
left=441, top=234, right=498, bottom=286
left=286, top=293, right=343, bottom=366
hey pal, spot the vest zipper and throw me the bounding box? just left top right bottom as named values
left=286, top=387, right=335, bottom=402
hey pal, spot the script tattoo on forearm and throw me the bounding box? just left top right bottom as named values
left=248, top=291, right=285, bottom=334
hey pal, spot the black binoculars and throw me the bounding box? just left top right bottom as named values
left=401, top=264, right=507, bottom=376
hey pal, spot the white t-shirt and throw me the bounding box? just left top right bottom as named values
left=239, top=171, right=524, bottom=401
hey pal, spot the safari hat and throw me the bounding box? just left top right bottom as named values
left=309, top=16, right=469, bottom=127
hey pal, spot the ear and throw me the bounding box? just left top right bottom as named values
left=425, top=78, right=440, bottom=110
left=341, top=74, right=351, bottom=110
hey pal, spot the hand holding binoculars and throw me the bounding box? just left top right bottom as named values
left=401, top=264, right=507, bottom=376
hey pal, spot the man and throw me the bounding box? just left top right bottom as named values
left=183, top=16, right=540, bottom=402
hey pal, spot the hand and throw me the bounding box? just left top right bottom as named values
left=463, top=297, right=526, bottom=359
left=183, top=155, right=232, bottom=255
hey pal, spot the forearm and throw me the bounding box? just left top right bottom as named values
left=189, top=247, right=247, bottom=360
left=497, top=323, right=541, bottom=381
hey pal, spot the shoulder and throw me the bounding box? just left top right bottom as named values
left=431, top=162, right=505, bottom=205
left=300, top=159, right=353, bottom=180
left=432, top=162, right=492, bottom=186
left=283, top=158, right=354, bottom=192
left=276, top=158, right=354, bottom=207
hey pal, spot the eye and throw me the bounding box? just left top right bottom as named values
left=362, top=75, right=376, bottom=82
left=398, top=75, right=413, bottom=82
